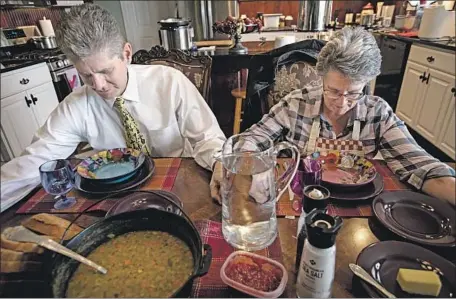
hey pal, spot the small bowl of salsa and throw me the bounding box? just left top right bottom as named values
left=220, top=251, right=288, bottom=298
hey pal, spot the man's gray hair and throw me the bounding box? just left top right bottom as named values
left=55, top=3, right=126, bottom=61
left=316, top=27, right=381, bottom=83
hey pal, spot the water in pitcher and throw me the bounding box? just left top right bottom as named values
left=221, top=154, right=278, bottom=251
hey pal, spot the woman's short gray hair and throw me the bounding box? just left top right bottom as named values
left=316, top=27, right=381, bottom=83
left=55, top=3, right=126, bottom=61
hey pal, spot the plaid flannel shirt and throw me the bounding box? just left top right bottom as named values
left=245, top=85, right=455, bottom=190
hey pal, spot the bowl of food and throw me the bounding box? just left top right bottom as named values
left=50, top=197, right=212, bottom=298
left=220, top=251, right=287, bottom=298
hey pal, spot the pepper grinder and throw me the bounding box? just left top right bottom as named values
left=295, top=185, right=330, bottom=271
left=296, top=209, right=343, bottom=298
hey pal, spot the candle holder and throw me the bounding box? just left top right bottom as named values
left=213, top=19, right=260, bottom=55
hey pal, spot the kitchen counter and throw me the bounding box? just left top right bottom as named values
left=0, top=59, right=46, bottom=74
left=376, top=32, right=456, bottom=51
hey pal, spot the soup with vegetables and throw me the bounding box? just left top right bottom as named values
left=66, top=231, right=194, bottom=298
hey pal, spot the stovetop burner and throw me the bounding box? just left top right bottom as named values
left=13, top=49, right=64, bottom=61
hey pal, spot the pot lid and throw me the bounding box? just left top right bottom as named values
left=158, top=18, right=190, bottom=27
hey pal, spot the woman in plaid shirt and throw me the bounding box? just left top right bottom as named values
left=211, top=27, right=455, bottom=206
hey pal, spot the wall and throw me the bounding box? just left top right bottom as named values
left=238, top=0, right=407, bottom=26
left=239, top=0, right=299, bottom=24
left=93, top=0, right=127, bottom=39
left=0, top=7, right=63, bottom=28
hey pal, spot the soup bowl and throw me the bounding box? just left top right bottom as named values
left=50, top=203, right=212, bottom=297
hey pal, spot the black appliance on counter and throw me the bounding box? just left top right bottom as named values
left=373, top=34, right=411, bottom=111
left=0, top=45, right=81, bottom=102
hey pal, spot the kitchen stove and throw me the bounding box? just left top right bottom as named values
left=1, top=46, right=82, bottom=102
left=8, top=48, right=72, bottom=73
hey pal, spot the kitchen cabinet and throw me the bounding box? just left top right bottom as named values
left=1, top=63, right=59, bottom=160
left=438, top=98, right=455, bottom=159
left=1, top=92, right=39, bottom=158
left=414, top=69, right=454, bottom=144
left=395, top=61, right=428, bottom=124
left=27, top=82, right=59, bottom=127
left=396, top=44, right=455, bottom=159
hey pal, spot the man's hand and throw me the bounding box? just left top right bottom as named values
left=210, top=161, right=223, bottom=205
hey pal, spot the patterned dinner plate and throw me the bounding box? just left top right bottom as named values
left=311, top=151, right=377, bottom=188
left=355, top=241, right=456, bottom=298
left=74, top=156, right=155, bottom=195
left=76, top=148, right=146, bottom=183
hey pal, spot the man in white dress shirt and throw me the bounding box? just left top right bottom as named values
left=0, top=4, right=226, bottom=211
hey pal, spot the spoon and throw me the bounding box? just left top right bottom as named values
left=349, top=263, right=396, bottom=298
left=3, top=226, right=107, bottom=275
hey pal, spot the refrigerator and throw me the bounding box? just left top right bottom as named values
left=174, top=0, right=239, bottom=41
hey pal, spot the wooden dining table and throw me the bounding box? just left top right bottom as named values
left=1, top=158, right=454, bottom=298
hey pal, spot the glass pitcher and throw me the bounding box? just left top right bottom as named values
left=215, top=133, right=300, bottom=251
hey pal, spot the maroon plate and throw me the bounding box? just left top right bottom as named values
left=373, top=191, right=456, bottom=247
left=323, top=173, right=384, bottom=201
left=105, top=190, right=183, bottom=218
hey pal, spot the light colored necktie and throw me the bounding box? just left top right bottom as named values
left=114, top=97, right=151, bottom=155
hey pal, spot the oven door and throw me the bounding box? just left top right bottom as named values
left=51, top=66, right=83, bottom=102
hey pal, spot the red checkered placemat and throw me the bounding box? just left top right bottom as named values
left=191, top=220, right=283, bottom=298
left=276, top=159, right=410, bottom=217
left=15, top=158, right=181, bottom=214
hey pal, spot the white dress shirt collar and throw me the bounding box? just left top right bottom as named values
left=104, top=65, right=140, bottom=108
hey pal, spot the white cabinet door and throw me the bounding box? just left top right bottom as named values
left=396, top=61, right=428, bottom=126
left=437, top=93, right=455, bottom=159
left=0, top=92, right=39, bottom=157
left=28, top=82, right=59, bottom=127
left=414, top=69, right=454, bottom=144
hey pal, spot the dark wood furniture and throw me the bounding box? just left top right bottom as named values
left=132, top=45, right=213, bottom=105
left=2, top=159, right=454, bottom=298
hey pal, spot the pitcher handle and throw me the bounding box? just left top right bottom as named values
left=274, top=141, right=300, bottom=201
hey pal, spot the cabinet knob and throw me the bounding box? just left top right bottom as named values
left=419, top=72, right=427, bottom=82
left=30, top=94, right=38, bottom=105
left=20, top=78, right=29, bottom=85
left=24, top=96, right=32, bottom=108
left=451, top=87, right=456, bottom=97
left=426, top=56, right=435, bottom=63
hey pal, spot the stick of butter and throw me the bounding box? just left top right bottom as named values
left=396, top=268, right=442, bottom=297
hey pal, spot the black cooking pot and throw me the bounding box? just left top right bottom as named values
left=50, top=207, right=212, bottom=297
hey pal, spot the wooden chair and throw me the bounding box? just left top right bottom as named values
left=231, top=88, right=246, bottom=135
left=267, top=61, right=321, bottom=110
left=132, top=45, right=213, bottom=105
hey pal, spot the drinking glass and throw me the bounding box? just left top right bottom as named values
left=39, top=159, right=76, bottom=210
left=290, top=157, right=322, bottom=197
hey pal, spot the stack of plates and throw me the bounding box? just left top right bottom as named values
left=353, top=191, right=456, bottom=297
left=74, top=148, right=155, bottom=195
left=313, top=152, right=383, bottom=201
